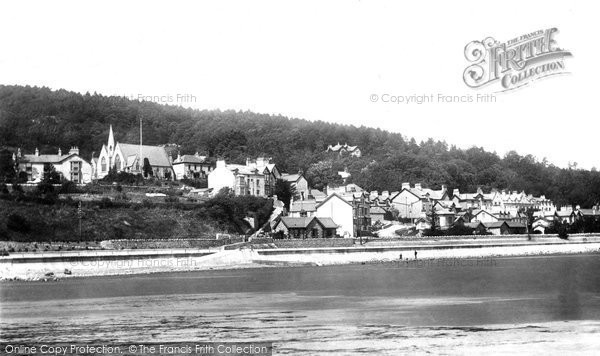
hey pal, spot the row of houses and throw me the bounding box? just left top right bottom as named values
left=9, top=125, right=591, bottom=238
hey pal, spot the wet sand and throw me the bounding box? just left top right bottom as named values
left=2, top=254, right=600, bottom=354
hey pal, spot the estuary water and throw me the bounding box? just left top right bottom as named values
left=2, top=254, right=600, bottom=355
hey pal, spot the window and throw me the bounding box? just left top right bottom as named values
left=70, top=161, right=82, bottom=183
left=312, top=228, right=318, bottom=238
left=114, top=155, right=121, bottom=170
left=101, top=157, right=107, bottom=172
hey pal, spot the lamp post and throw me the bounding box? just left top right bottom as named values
left=77, top=201, right=83, bottom=240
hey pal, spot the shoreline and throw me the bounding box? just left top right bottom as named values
left=1, top=239, right=600, bottom=282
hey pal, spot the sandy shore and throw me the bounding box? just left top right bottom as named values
left=1, top=239, right=600, bottom=281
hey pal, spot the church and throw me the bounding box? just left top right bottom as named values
left=93, top=125, right=174, bottom=180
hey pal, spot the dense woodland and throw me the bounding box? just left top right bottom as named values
left=1, top=85, right=599, bottom=208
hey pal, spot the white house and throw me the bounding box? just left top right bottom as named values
left=390, top=183, right=449, bottom=222
left=471, top=209, right=499, bottom=223
left=17, top=147, right=92, bottom=183
left=172, top=153, right=213, bottom=180
left=280, top=172, right=310, bottom=200
left=207, top=159, right=266, bottom=197
left=315, top=193, right=354, bottom=237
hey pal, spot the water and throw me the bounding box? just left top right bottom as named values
left=2, top=254, right=600, bottom=354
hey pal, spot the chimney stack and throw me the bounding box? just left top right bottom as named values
left=415, top=183, right=422, bottom=190
left=401, top=182, right=410, bottom=190
left=453, top=188, right=460, bottom=196
left=35, top=148, right=39, bottom=156
left=441, top=185, right=447, bottom=192
left=68, top=146, right=79, bottom=155
left=58, top=148, right=62, bottom=156
left=216, top=159, right=226, bottom=168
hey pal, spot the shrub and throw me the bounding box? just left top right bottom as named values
left=59, top=180, right=79, bottom=194
left=6, top=213, right=31, bottom=233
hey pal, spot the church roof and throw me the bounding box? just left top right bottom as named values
left=117, top=143, right=172, bottom=167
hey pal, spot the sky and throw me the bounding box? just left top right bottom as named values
left=0, top=0, right=598, bottom=169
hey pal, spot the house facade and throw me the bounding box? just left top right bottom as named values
left=390, top=183, right=449, bottom=222
left=273, top=216, right=338, bottom=238
left=207, top=159, right=266, bottom=197
left=326, top=143, right=361, bottom=157
left=16, top=147, right=93, bottom=183
left=172, top=153, right=214, bottom=180
left=315, top=193, right=354, bottom=237
left=280, top=172, right=309, bottom=200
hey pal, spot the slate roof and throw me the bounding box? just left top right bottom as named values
left=118, top=143, right=172, bottom=167
left=173, top=155, right=207, bottom=164
left=280, top=217, right=314, bottom=228
left=316, top=217, right=339, bottom=229
left=370, top=206, right=387, bottom=215
left=281, top=173, right=302, bottom=182
left=289, top=200, right=317, bottom=213
left=279, top=216, right=338, bottom=229
left=22, top=153, right=79, bottom=164
left=483, top=221, right=506, bottom=229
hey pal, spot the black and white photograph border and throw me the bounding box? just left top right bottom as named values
left=1, top=1, right=600, bottom=355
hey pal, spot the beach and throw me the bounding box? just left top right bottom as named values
left=1, top=237, right=600, bottom=281
left=2, top=254, right=600, bottom=354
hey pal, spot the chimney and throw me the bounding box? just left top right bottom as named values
left=415, top=183, right=422, bottom=190
left=58, top=148, right=62, bottom=156
left=216, top=159, right=226, bottom=168
left=35, top=148, right=39, bottom=156
left=68, top=146, right=79, bottom=155
left=195, top=151, right=200, bottom=157
left=453, top=188, right=460, bottom=196
left=401, top=182, right=410, bottom=190
left=246, top=157, right=252, bottom=166
left=441, top=185, right=447, bottom=192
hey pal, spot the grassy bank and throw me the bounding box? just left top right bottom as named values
left=0, top=199, right=223, bottom=244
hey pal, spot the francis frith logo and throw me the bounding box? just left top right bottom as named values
left=463, top=28, right=571, bottom=91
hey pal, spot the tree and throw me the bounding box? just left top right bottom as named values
left=42, top=164, right=61, bottom=184
left=274, top=179, right=296, bottom=210
left=423, top=203, right=443, bottom=236
left=143, top=158, right=153, bottom=178
left=0, top=149, right=16, bottom=183
left=521, top=207, right=537, bottom=240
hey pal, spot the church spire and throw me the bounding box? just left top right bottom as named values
left=108, top=124, right=115, bottom=153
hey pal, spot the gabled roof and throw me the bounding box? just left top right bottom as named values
left=226, top=164, right=262, bottom=175
left=280, top=216, right=314, bottom=228
left=370, top=206, right=387, bottom=214
left=280, top=173, right=303, bottom=182
left=289, top=200, right=317, bottom=213
left=278, top=216, right=338, bottom=229
left=173, top=155, right=207, bottom=164
left=555, top=210, right=573, bottom=217
left=22, top=153, right=81, bottom=164
left=118, top=143, right=172, bottom=167
left=578, top=209, right=599, bottom=216
left=472, top=209, right=498, bottom=219
left=393, top=186, right=447, bottom=201
left=316, top=217, right=339, bottom=229
left=310, top=189, right=327, bottom=199
left=483, top=221, right=507, bottom=229
left=505, top=221, right=526, bottom=228
left=464, top=222, right=485, bottom=229
left=315, top=193, right=353, bottom=209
